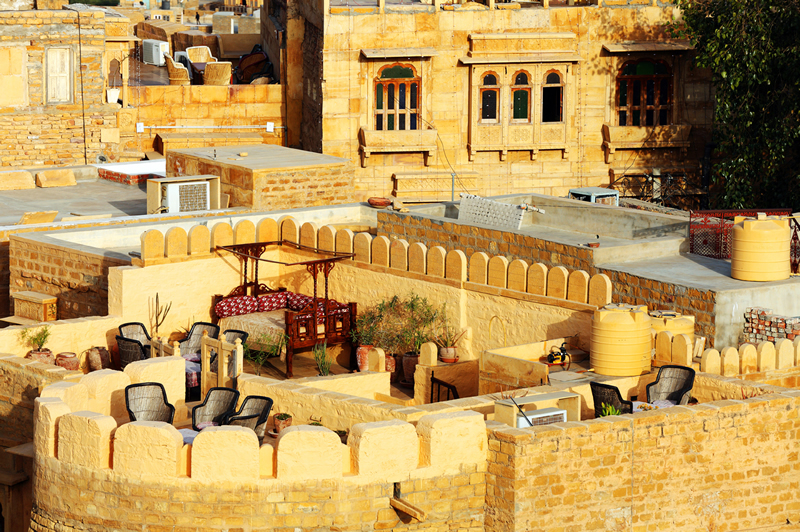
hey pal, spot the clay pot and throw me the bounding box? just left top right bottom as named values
left=356, top=345, right=373, bottom=372
left=26, top=349, right=53, bottom=365
left=368, top=197, right=391, bottom=208
left=56, top=352, right=80, bottom=371
left=439, top=347, right=458, bottom=363
left=385, top=354, right=398, bottom=383
left=401, top=352, right=420, bottom=387
left=86, top=347, right=111, bottom=372
left=274, top=415, right=293, bottom=433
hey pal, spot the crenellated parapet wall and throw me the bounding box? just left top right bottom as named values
left=136, top=214, right=613, bottom=308
left=31, top=369, right=488, bottom=531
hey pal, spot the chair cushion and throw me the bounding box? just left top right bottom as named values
left=286, top=292, right=313, bottom=311
left=258, top=291, right=288, bottom=312
left=196, top=421, right=219, bottom=430
left=215, top=295, right=258, bottom=319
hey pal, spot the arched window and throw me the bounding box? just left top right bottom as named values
left=511, top=71, right=531, bottom=122
left=375, top=64, right=420, bottom=131
left=542, top=70, right=563, bottom=123
left=480, top=72, right=499, bottom=122
left=616, top=60, right=672, bottom=126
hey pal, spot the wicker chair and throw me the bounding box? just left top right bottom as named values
left=116, top=335, right=147, bottom=369
left=203, top=61, right=232, bottom=86
left=119, top=322, right=151, bottom=356
left=590, top=381, right=633, bottom=418
left=225, top=395, right=273, bottom=440
left=164, top=53, right=190, bottom=86
left=180, top=322, right=220, bottom=356
left=646, top=365, right=695, bottom=405
left=125, top=382, right=175, bottom=423
left=186, top=46, right=218, bottom=64
left=192, top=387, right=240, bottom=431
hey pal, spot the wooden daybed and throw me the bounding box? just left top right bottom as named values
left=212, top=240, right=356, bottom=378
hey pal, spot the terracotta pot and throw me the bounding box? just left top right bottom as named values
left=439, top=347, right=458, bottom=363
left=385, top=354, right=398, bottom=383
left=368, top=197, right=392, bottom=208
left=401, top=352, right=420, bottom=387
left=26, top=349, right=53, bottom=365
left=56, top=352, right=80, bottom=371
left=274, top=415, right=293, bottom=433
left=86, top=346, right=111, bottom=372
left=356, top=345, right=373, bottom=372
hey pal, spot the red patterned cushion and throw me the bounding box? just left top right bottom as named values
left=258, top=292, right=288, bottom=312
left=214, top=296, right=258, bottom=319
left=286, top=292, right=313, bottom=311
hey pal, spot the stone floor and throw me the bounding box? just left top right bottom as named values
left=0, top=178, right=148, bottom=226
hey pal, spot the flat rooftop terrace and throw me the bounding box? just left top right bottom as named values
left=169, top=144, right=349, bottom=171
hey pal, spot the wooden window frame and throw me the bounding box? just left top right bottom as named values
left=511, top=70, right=532, bottom=123
left=45, top=47, right=73, bottom=104
left=374, top=63, right=421, bottom=131
left=480, top=71, right=500, bottom=123
left=615, top=59, right=672, bottom=127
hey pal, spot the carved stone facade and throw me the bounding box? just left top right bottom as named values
left=264, top=0, right=714, bottom=202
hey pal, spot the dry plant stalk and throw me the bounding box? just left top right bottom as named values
left=150, top=293, right=172, bottom=336
left=490, top=387, right=529, bottom=402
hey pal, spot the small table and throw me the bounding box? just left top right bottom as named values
left=190, top=62, right=207, bottom=84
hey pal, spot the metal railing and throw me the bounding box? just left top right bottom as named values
left=689, top=209, right=800, bottom=273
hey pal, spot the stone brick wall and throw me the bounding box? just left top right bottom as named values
left=378, top=211, right=595, bottom=271
left=253, top=164, right=353, bottom=210
left=0, top=11, right=120, bottom=168
left=9, top=235, right=129, bottom=319
left=28, top=458, right=484, bottom=531
left=0, top=357, right=75, bottom=447
left=485, top=390, right=800, bottom=531
left=378, top=211, right=718, bottom=343
left=743, top=307, right=800, bottom=344
left=120, top=84, right=285, bottom=157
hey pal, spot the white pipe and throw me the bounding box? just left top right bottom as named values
left=142, top=125, right=287, bottom=130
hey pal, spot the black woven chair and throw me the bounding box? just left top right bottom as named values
left=646, top=364, right=695, bottom=405
left=222, top=329, right=249, bottom=345
left=225, top=395, right=273, bottom=441
left=119, top=322, right=151, bottom=356
left=192, top=387, right=240, bottom=431
left=590, top=381, right=633, bottom=418
left=125, top=382, right=175, bottom=423
left=180, top=322, right=220, bottom=356
left=116, top=335, right=147, bottom=369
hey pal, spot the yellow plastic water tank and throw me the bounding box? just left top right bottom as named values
left=650, top=310, right=695, bottom=346
left=731, top=214, right=790, bottom=282
left=591, top=304, right=652, bottom=376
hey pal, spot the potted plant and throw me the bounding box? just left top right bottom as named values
left=351, top=306, right=381, bottom=371
left=274, top=412, right=292, bottom=433
left=244, top=332, right=287, bottom=376
left=435, top=326, right=466, bottom=363
left=397, top=294, right=438, bottom=387
left=314, top=341, right=332, bottom=376
left=19, top=325, right=53, bottom=364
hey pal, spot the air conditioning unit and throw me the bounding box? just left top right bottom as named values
left=142, top=39, right=169, bottom=67
left=516, top=407, right=567, bottom=428
left=161, top=181, right=211, bottom=213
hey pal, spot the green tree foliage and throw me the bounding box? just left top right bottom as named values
left=671, top=0, right=800, bottom=208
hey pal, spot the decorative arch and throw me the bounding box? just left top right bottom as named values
left=542, top=69, right=564, bottom=123
left=374, top=63, right=420, bottom=131
left=511, top=69, right=532, bottom=122
left=480, top=70, right=500, bottom=122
